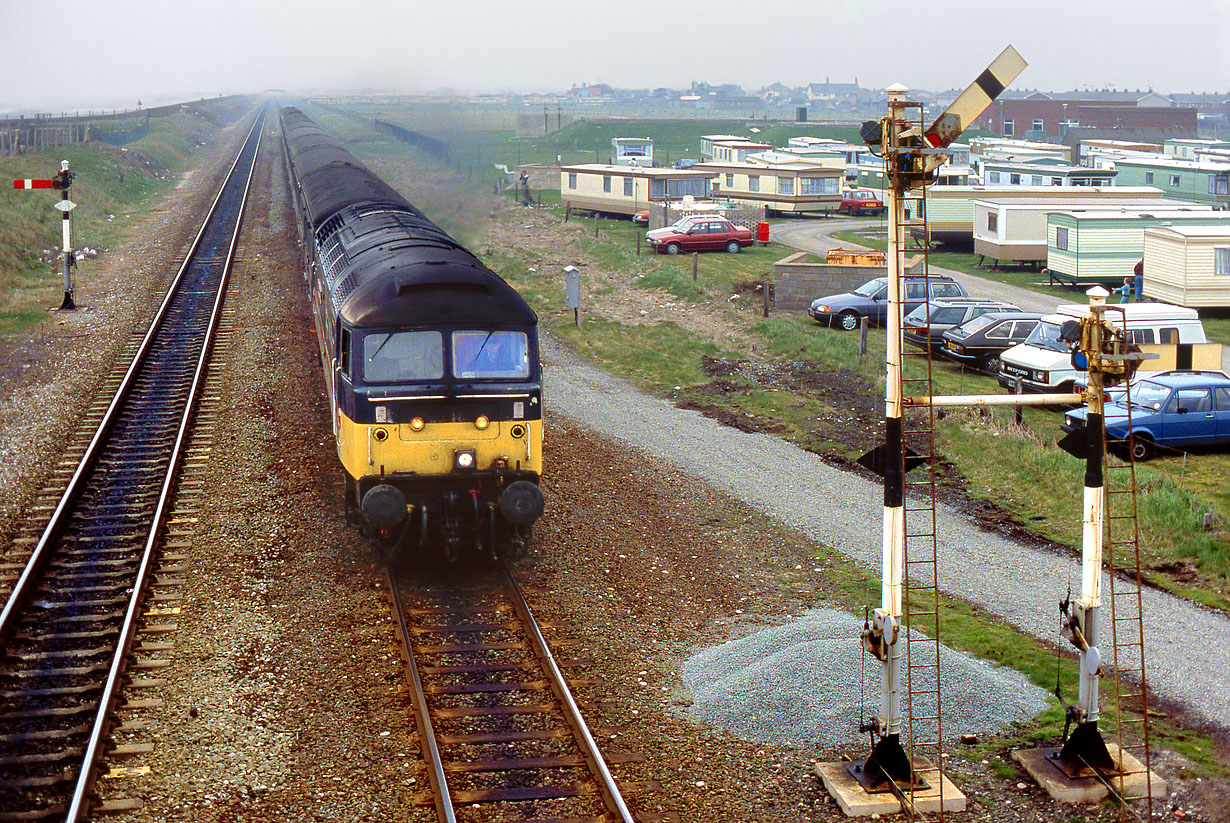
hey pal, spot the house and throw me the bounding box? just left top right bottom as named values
left=974, top=91, right=1199, bottom=139
left=1113, top=156, right=1230, bottom=207
left=1047, top=209, right=1230, bottom=286
left=806, top=79, right=862, bottom=106
left=695, top=152, right=844, bottom=215
left=1143, top=224, right=1230, bottom=307
left=559, top=163, right=714, bottom=216
left=973, top=196, right=1196, bottom=264
left=699, top=134, right=745, bottom=160
left=611, top=137, right=653, bottom=167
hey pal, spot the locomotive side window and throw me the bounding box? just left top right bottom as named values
left=363, top=331, right=444, bottom=382
left=452, top=331, right=529, bottom=379
left=339, top=328, right=351, bottom=376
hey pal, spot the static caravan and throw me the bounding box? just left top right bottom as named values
left=1114, top=156, right=1230, bottom=207
left=611, top=137, right=653, bottom=167
left=560, top=164, right=715, bottom=216
left=695, top=156, right=843, bottom=215
left=973, top=195, right=1195, bottom=263
left=981, top=158, right=1116, bottom=188
left=709, top=140, right=773, bottom=163
left=1047, top=210, right=1230, bottom=287
left=902, top=186, right=1164, bottom=246
left=700, top=134, right=744, bottom=160
left=1143, top=224, right=1230, bottom=308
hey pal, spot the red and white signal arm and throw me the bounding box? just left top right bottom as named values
left=13, top=179, right=56, bottom=189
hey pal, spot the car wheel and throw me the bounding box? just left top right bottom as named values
left=665, top=242, right=681, bottom=255
left=725, top=240, right=741, bottom=253
left=979, top=354, right=1002, bottom=375
left=1130, top=434, right=1153, bottom=462
left=837, top=311, right=860, bottom=331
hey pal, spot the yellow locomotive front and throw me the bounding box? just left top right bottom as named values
left=335, top=325, right=544, bottom=559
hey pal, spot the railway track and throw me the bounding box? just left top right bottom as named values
left=388, top=562, right=675, bottom=823
left=0, top=110, right=264, bottom=822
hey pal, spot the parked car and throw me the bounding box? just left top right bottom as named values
left=809, top=275, right=967, bottom=331
left=836, top=189, right=886, bottom=217
left=632, top=209, right=649, bottom=226
left=903, top=299, right=1020, bottom=351
left=939, top=311, right=1042, bottom=374
left=1061, top=371, right=1230, bottom=461
left=646, top=217, right=753, bottom=255
left=999, top=303, right=1207, bottom=393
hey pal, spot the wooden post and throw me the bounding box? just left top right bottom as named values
left=692, top=253, right=698, bottom=281
left=593, top=216, right=598, bottom=238
left=859, top=316, right=868, bottom=358
left=565, top=206, right=571, bottom=223
left=636, top=231, right=641, bottom=257
left=762, top=280, right=770, bottom=318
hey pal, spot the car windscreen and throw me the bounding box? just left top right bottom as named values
left=363, top=331, right=444, bottom=383
left=904, top=305, right=930, bottom=323
left=1129, top=381, right=1170, bottom=411
left=853, top=279, right=886, bottom=298
left=452, top=330, right=530, bottom=380
left=1022, top=320, right=1070, bottom=353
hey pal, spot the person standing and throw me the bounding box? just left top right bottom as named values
left=1133, top=259, right=1144, bottom=301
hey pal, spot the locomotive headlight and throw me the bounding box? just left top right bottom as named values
left=454, top=449, right=476, bottom=470
left=409, top=417, right=425, bottom=431
left=474, top=415, right=490, bottom=430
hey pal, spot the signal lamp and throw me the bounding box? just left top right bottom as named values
left=410, top=417, right=425, bottom=431
left=475, top=415, right=490, bottom=430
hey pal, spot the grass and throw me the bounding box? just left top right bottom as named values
left=0, top=110, right=230, bottom=334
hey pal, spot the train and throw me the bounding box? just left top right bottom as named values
left=279, top=107, right=544, bottom=560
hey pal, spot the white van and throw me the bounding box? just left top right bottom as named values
left=997, top=303, right=1207, bottom=393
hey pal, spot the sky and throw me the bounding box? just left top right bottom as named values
left=2, top=0, right=1228, bottom=114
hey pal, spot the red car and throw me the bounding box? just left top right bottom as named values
left=646, top=217, right=753, bottom=255
left=836, top=189, right=885, bottom=216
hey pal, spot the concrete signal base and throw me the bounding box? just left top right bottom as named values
left=814, top=761, right=967, bottom=817
left=1012, top=745, right=1166, bottom=804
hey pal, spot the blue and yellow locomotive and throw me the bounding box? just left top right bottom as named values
left=280, top=107, right=544, bottom=559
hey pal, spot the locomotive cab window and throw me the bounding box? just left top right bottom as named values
left=452, top=330, right=529, bottom=380
left=362, top=331, right=444, bottom=383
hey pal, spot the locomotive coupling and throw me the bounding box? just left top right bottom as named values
left=362, top=483, right=409, bottom=529
left=499, top=480, right=545, bottom=526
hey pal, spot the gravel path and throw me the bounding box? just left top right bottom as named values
left=542, top=336, right=1230, bottom=734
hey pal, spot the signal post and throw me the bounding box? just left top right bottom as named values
left=13, top=160, right=78, bottom=310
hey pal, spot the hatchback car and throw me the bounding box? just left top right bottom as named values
left=939, top=311, right=1042, bottom=374
left=1060, top=372, right=1230, bottom=461
left=809, top=276, right=967, bottom=331
left=646, top=217, right=753, bottom=255
left=903, top=300, right=1020, bottom=352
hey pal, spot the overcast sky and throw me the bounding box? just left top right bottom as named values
left=2, top=0, right=1227, bottom=113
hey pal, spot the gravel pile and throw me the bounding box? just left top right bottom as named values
left=681, top=609, right=1050, bottom=747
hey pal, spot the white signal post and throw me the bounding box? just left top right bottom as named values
left=12, top=161, right=77, bottom=310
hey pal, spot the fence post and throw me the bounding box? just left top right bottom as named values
left=636, top=231, right=641, bottom=257
left=692, top=253, right=698, bottom=281
left=593, top=216, right=598, bottom=238
left=859, top=317, right=868, bottom=358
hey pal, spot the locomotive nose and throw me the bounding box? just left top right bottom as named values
left=361, top=484, right=408, bottom=530
left=499, top=480, right=545, bottom=526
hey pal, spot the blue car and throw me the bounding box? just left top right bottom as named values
left=1061, top=372, right=1230, bottom=461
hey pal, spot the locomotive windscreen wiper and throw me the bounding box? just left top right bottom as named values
left=367, top=332, right=393, bottom=361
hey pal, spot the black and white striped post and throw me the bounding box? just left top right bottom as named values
left=54, top=161, right=77, bottom=310
left=1057, top=286, right=1116, bottom=772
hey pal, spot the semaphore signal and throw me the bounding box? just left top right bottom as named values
left=11, top=161, right=77, bottom=310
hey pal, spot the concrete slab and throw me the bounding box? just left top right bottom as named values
left=815, top=761, right=967, bottom=817
left=1013, top=745, right=1167, bottom=804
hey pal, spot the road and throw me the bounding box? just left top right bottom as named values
left=771, top=218, right=1059, bottom=315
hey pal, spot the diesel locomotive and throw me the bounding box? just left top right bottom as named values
left=280, top=107, right=544, bottom=559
